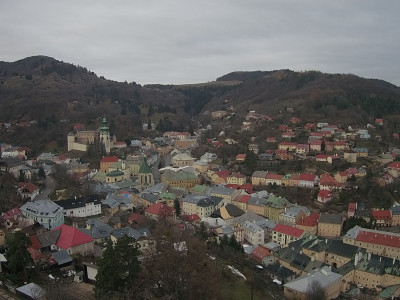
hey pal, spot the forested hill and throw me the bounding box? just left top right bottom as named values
left=1, top=56, right=400, bottom=151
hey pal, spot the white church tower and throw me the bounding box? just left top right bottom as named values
left=100, top=117, right=111, bottom=154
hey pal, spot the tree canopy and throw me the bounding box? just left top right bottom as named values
left=5, top=231, right=32, bottom=279
left=95, top=237, right=141, bottom=299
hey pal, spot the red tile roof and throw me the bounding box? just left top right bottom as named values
left=100, top=156, right=119, bottom=163
left=299, top=173, right=317, bottom=182
left=251, top=246, right=272, bottom=263
left=356, top=230, right=400, bottom=248
left=30, top=235, right=42, bottom=250
left=296, top=213, right=320, bottom=227
left=53, top=224, right=93, bottom=249
left=372, top=209, right=392, bottom=220
left=181, top=214, right=200, bottom=222
left=318, top=190, right=331, bottom=198
left=225, top=184, right=239, bottom=189
left=348, top=203, right=357, bottom=213
left=389, top=162, right=400, bottom=169
left=239, top=184, right=253, bottom=190
left=238, top=195, right=251, bottom=203
left=273, top=223, right=304, bottom=238
left=18, top=182, right=39, bottom=193
left=266, top=173, right=283, bottom=180
left=1, top=207, right=21, bottom=221
left=128, top=213, right=145, bottom=224
left=145, top=203, right=174, bottom=216
left=28, top=247, right=46, bottom=260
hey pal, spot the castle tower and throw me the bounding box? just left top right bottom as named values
left=67, top=132, right=76, bottom=152
left=100, top=117, right=111, bottom=154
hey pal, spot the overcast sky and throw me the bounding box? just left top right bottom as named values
left=1, top=1, right=399, bottom=86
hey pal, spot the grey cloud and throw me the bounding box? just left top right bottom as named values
left=0, top=0, right=399, bottom=85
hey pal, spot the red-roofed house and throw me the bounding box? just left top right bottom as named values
left=345, top=229, right=400, bottom=259
left=347, top=203, right=357, bottom=218
left=309, top=139, right=323, bottom=151
left=128, top=213, right=145, bottom=225
left=288, top=174, right=301, bottom=187
left=180, top=214, right=200, bottom=225
left=388, top=162, right=400, bottom=178
left=372, top=209, right=392, bottom=227
left=299, top=174, right=319, bottom=188
left=227, top=173, right=246, bottom=185
left=236, top=153, right=246, bottom=162
left=53, top=224, right=94, bottom=255
left=100, top=156, right=119, bottom=172
left=0, top=207, right=22, bottom=229
left=317, top=190, right=332, bottom=204
left=28, top=247, right=47, bottom=265
left=233, top=194, right=251, bottom=211
left=290, top=117, right=301, bottom=124
left=304, top=123, right=316, bottom=131
left=17, top=182, right=39, bottom=199
left=266, top=174, right=283, bottom=186
left=278, top=142, right=297, bottom=152
left=296, top=144, right=309, bottom=155
left=282, top=132, right=295, bottom=139
left=333, top=141, right=348, bottom=151
left=251, top=246, right=274, bottom=266
left=266, top=137, right=277, bottom=143
left=376, top=118, right=383, bottom=126
left=145, top=203, right=174, bottom=220
left=319, top=174, right=342, bottom=191
left=296, top=213, right=320, bottom=235
left=272, top=224, right=305, bottom=246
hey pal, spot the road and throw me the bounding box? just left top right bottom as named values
left=34, top=176, right=56, bottom=200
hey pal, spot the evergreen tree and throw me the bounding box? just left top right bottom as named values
left=5, top=231, right=32, bottom=279
left=147, top=119, right=152, bottom=130
left=38, top=167, right=46, bottom=179
left=174, top=198, right=181, bottom=217
left=95, top=237, right=141, bottom=299
left=18, top=170, right=25, bottom=182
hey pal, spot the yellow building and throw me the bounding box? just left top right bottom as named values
left=317, top=214, right=343, bottom=238
left=161, top=170, right=200, bottom=189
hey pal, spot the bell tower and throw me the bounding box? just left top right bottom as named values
left=99, top=117, right=111, bottom=154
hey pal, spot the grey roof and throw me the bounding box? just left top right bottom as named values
left=112, top=227, right=150, bottom=240
left=209, top=186, right=236, bottom=196
left=319, top=213, right=343, bottom=224
left=142, top=183, right=168, bottom=194
left=81, top=219, right=114, bottom=239
left=255, top=219, right=277, bottom=230
left=197, top=196, right=223, bottom=207
left=392, top=205, right=400, bottom=215
left=36, top=229, right=61, bottom=248
left=184, top=193, right=208, bottom=204
left=327, top=240, right=359, bottom=258
left=252, top=170, right=268, bottom=178
left=141, top=193, right=159, bottom=204
left=52, top=250, right=73, bottom=265
left=265, top=262, right=295, bottom=280
left=16, top=283, right=46, bottom=298
left=281, top=205, right=310, bottom=218
left=21, top=200, right=63, bottom=217
left=248, top=197, right=268, bottom=207
left=244, top=245, right=256, bottom=255
left=284, top=266, right=342, bottom=292
left=231, top=211, right=266, bottom=226
left=243, top=221, right=263, bottom=233
left=102, top=194, right=131, bottom=208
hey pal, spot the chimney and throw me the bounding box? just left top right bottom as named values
left=393, top=258, right=396, bottom=265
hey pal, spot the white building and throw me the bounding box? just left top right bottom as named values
left=56, top=195, right=102, bottom=218
left=20, top=200, right=64, bottom=230
left=243, top=221, right=264, bottom=246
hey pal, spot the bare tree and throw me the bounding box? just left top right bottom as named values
left=306, top=280, right=326, bottom=300
left=140, top=221, right=220, bottom=300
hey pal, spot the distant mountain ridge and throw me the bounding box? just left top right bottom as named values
left=1, top=56, right=400, bottom=151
